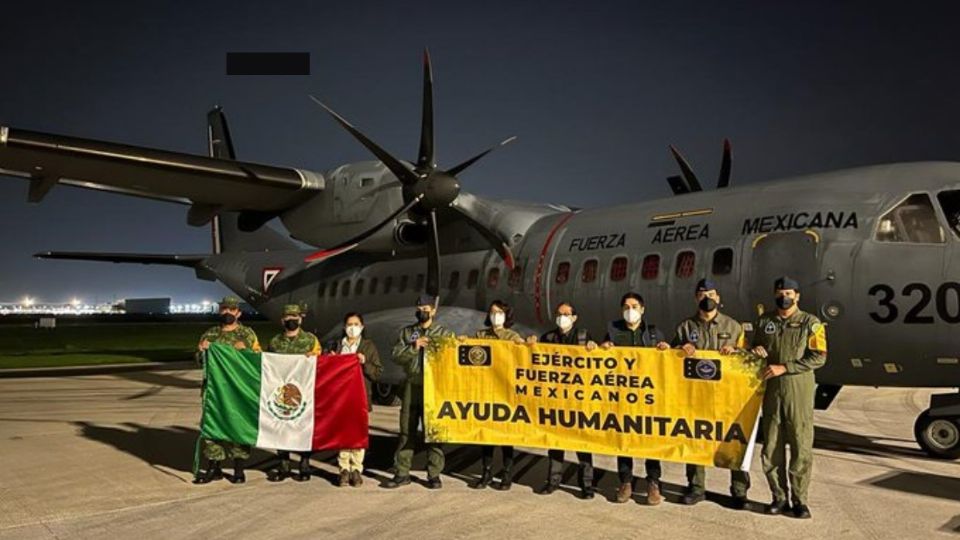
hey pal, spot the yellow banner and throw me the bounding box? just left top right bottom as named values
left=424, top=338, right=765, bottom=469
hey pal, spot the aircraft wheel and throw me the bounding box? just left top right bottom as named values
left=373, top=382, right=400, bottom=407
left=914, top=410, right=960, bottom=459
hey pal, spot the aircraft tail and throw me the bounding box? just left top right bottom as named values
left=207, top=106, right=298, bottom=254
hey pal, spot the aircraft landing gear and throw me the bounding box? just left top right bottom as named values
left=914, top=391, right=960, bottom=459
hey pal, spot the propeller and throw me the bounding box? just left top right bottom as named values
left=304, top=49, right=517, bottom=298
left=667, top=138, right=733, bottom=192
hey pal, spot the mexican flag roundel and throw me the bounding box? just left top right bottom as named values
left=201, top=343, right=369, bottom=451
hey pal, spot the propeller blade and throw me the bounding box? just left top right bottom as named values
left=446, top=136, right=517, bottom=177
left=717, top=138, right=732, bottom=189
left=426, top=209, right=441, bottom=297
left=309, top=95, right=419, bottom=186
left=417, top=49, right=435, bottom=170
left=452, top=203, right=515, bottom=270
left=669, top=145, right=703, bottom=192
left=304, top=195, right=423, bottom=263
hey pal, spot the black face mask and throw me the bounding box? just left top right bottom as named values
left=699, top=297, right=718, bottom=312
left=283, top=319, right=301, bottom=331
left=775, top=295, right=795, bottom=310
left=415, top=310, right=431, bottom=324
left=221, top=313, right=237, bottom=325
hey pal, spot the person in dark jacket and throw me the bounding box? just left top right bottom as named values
left=599, top=292, right=669, bottom=505
left=325, top=312, right=383, bottom=487
left=463, top=300, right=527, bottom=491
left=534, top=301, right=600, bottom=499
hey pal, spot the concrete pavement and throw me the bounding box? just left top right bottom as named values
left=0, top=369, right=957, bottom=539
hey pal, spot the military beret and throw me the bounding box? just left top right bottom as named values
left=416, top=294, right=437, bottom=307
left=219, top=296, right=241, bottom=309
left=695, top=278, right=717, bottom=292
left=282, top=304, right=304, bottom=317
left=774, top=276, right=800, bottom=292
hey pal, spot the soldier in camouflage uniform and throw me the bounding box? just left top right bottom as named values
left=383, top=294, right=455, bottom=490
left=266, top=304, right=321, bottom=482
left=193, top=296, right=261, bottom=485
left=672, top=279, right=751, bottom=509
left=465, top=300, right=526, bottom=491
left=751, top=276, right=827, bottom=519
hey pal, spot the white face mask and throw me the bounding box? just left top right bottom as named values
left=623, top=308, right=643, bottom=324
left=345, top=325, right=363, bottom=339
left=490, top=312, right=506, bottom=328
left=555, top=315, right=574, bottom=331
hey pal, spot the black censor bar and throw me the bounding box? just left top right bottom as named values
left=226, top=52, right=310, bottom=75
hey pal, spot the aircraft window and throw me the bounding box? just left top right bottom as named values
left=329, top=280, right=338, bottom=298
left=487, top=268, right=500, bottom=288
left=610, top=256, right=628, bottom=282
left=399, top=275, right=409, bottom=293
left=556, top=262, right=570, bottom=284
left=712, top=248, right=734, bottom=275
left=937, top=190, right=960, bottom=238
left=360, top=177, right=374, bottom=187
left=384, top=276, right=394, bottom=294
left=508, top=266, right=524, bottom=288
left=582, top=260, right=598, bottom=283
left=467, top=269, right=479, bottom=289
left=355, top=279, right=365, bottom=296
left=675, top=251, right=696, bottom=279
left=369, top=277, right=378, bottom=295
left=318, top=282, right=326, bottom=297
left=415, top=274, right=425, bottom=291
left=641, top=254, right=660, bottom=280
left=449, top=271, right=460, bottom=289
left=876, top=193, right=945, bottom=243
left=341, top=280, right=351, bottom=297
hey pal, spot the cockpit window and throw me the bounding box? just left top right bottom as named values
left=875, top=193, right=944, bottom=244
left=937, top=190, right=960, bottom=238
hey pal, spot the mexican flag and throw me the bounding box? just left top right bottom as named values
left=200, top=343, right=369, bottom=451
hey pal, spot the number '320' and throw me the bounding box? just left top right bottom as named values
left=869, top=282, right=960, bottom=324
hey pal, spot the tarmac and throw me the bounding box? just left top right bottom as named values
left=0, top=368, right=957, bottom=539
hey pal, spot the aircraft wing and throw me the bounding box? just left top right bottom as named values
left=0, top=125, right=324, bottom=224
left=34, top=251, right=206, bottom=267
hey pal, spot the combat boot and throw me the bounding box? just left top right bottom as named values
left=295, top=454, right=311, bottom=481
left=495, top=467, right=513, bottom=491
left=193, top=460, right=222, bottom=484
left=229, top=458, right=246, bottom=484
left=472, top=467, right=493, bottom=489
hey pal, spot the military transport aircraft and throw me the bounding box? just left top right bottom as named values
left=1, top=52, right=959, bottom=459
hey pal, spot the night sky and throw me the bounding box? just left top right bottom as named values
left=1, top=1, right=959, bottom=303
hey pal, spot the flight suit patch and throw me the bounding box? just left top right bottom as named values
left=764, top=321, right=777, bottom=334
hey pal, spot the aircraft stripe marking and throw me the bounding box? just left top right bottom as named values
left=533, top=212, right=576, bottom=324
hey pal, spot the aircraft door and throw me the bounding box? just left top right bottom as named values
left=747, top=230, right=820, bottom=315
left=852, top=193, right=946, bottom=381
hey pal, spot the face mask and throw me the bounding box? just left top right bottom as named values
left=623, top=308, right=642, bottom=324
left=555, top=315, right=574, bottom=331
left=775, top=295, right=795, bottom=310
left=415, top=310, right=431, bottom=323
left=345, top=325, right=363, bottom=339
left=221, top=313, right=237, bottom=325
left=490, top=312, right=506, bottom=328
left=283, top=319, right=300, bottom=331
left=699, top=297, right=718, bottom=312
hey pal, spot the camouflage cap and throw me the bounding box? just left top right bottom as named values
left=282, top=304, right=305, bottom=317
left=219, top=296, right=241, bottom=309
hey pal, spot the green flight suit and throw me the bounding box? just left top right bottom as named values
left=198, top=324, right=260, bottom=461
left=751, top=309, right=827, bottom=506
left=392, top=321, right=455, bottom=478
left=673, top=312, right=751, bottom=498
